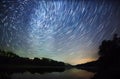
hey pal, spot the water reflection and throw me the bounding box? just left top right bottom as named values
left=10, top=68, right=95, bottom=79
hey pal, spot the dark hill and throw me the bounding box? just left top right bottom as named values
left=0, top=49, right=73, bottom=74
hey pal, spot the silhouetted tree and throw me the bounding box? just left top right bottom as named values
left=92, top=34, right=120, bottom=79
left=0, top=49, right=67, bottom=67
left=98, top=34, right=120, bottom=69
left=0, top=50, right=19, bottom=57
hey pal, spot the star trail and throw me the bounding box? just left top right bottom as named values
left=0, top=0, right=120, bottom=65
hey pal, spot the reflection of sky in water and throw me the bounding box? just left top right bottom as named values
left=11, top=68, right=95, bottom=79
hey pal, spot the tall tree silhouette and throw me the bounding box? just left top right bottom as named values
left=98, top=34, right=120, bottom=69
left=92, top=34, right=120, bottom=79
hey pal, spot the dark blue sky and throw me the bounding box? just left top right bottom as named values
left=0, top=0, right=120, bottom=64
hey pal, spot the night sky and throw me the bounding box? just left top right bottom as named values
left=0, top=0, right=120, bottom=65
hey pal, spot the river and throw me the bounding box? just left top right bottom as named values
left=9, top=68, right=95, bottom=79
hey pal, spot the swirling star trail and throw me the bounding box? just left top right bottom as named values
left=0, top=0, right=120, bottom=64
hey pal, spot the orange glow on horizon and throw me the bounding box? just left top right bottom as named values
left=69, top=57, right=98, bottom=65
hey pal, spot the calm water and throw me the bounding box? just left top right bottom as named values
left=10, top=68, right=95, bottom=79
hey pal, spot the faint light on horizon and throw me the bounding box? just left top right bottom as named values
left=70, top=58, right=98, bottom=65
